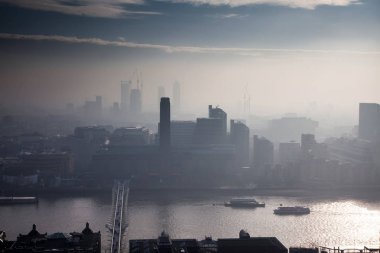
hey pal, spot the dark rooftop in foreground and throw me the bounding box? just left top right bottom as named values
left=129, top=230, right=287, bottom=253
left=3, top=223, right=100, bottom=253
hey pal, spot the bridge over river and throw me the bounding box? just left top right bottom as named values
left=109, top=181, right=129, bottom=253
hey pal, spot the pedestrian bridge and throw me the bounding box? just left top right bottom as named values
left=108, top=181, right=129, bottom=253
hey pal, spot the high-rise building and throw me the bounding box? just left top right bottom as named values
left=358, top=103, right=380, bottom=141
left=253, top=135, right=274, bottom=169
left=130, top=89, right=142, bottom=115
left=173, top=81, right=180, bottom=113
left=121, top=80, right=131, bottom=112
left=193, top=105, right=227, bottom=145
left=230, top=120, right=250, bottom=166
left=159, top=97, right=171, bottom=151
left=193, top=118, right=226, bottom=145
left=209, top=105, right=227, bottom=136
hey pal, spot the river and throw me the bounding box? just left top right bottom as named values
left=1, top=189, right=380, bottom=252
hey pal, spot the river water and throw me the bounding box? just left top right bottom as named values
left=1, top=190, right=380, bottom=252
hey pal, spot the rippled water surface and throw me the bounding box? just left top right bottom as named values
left=1, top=190, right=380, bottom=251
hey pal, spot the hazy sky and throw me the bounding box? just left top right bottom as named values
left=0, top=0, right=379, bottom=122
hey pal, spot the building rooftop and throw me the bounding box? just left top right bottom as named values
left=5, top=223, right=101, bottom=253
left=129, top=230, right=287, bottom=253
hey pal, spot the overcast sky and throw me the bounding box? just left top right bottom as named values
left=0, top=0, right=379, bottom=123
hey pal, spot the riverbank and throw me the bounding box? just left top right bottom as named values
left=2, top=184, right=379, bottom=199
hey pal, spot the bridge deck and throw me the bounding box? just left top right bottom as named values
left=110, top=181, right=129, bottom=253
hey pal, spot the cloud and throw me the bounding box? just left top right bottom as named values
left=208, top=13, right=248, bottom=19
left=167, top=0, right=362, bottom=9
left=0, top=0, right=161, bottom=18
left=0, top=33, right=379, bottom=57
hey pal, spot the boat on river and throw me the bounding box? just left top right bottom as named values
left=224, top=198, right=265, bottom=208
left=0, top=196, right=38, bottom=205
left=273, top=206, right=310, bottom=215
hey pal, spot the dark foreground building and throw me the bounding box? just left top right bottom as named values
left=3, top=223, right=100, bottom=253
left=129, top=230, right=287, bottom=253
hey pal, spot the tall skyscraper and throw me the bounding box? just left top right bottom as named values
left=121, top=80, right=131, bottom=112
left=359, top=103, right=380, bottom=141
left=130, top=89, right=142, bottom=115
left=160, top=97, right=171, bottom=151
left=173, top=81, right=180, bottom=113
left=193, top=105, right=228, bottom=145
left=209, top=105, right=227, bottom=136
left=230, top=120, right=250, bottom=166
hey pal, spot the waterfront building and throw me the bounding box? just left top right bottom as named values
left=91, top=144, right=236, bottom=186
left=325, top=137, right=377, bottom=184
left=20, top=151, right=74, bottom=176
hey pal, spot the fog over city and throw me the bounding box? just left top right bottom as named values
left=1, top=0, right=380, bottom=126
left=1, top=1, right=380, bottom=253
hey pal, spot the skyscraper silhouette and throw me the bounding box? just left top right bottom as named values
left=160, top=97, right=171, bottom=152
left=120, top=81, right=131, bottom=112
left=130, top=89, right=142, bottom=115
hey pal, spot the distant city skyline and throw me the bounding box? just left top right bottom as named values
left=0, top=0, right=379, bottom=123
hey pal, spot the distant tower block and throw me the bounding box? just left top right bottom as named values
left=121, top=80, right=131, bottom=112
left=173, top=81, right=180, bottom=113
left=160, top=97, right=171, bottom=152
left=130, top=89, right=142, bottom=115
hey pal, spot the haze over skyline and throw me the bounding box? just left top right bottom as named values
left=0, top=0, right=379, bottom=124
